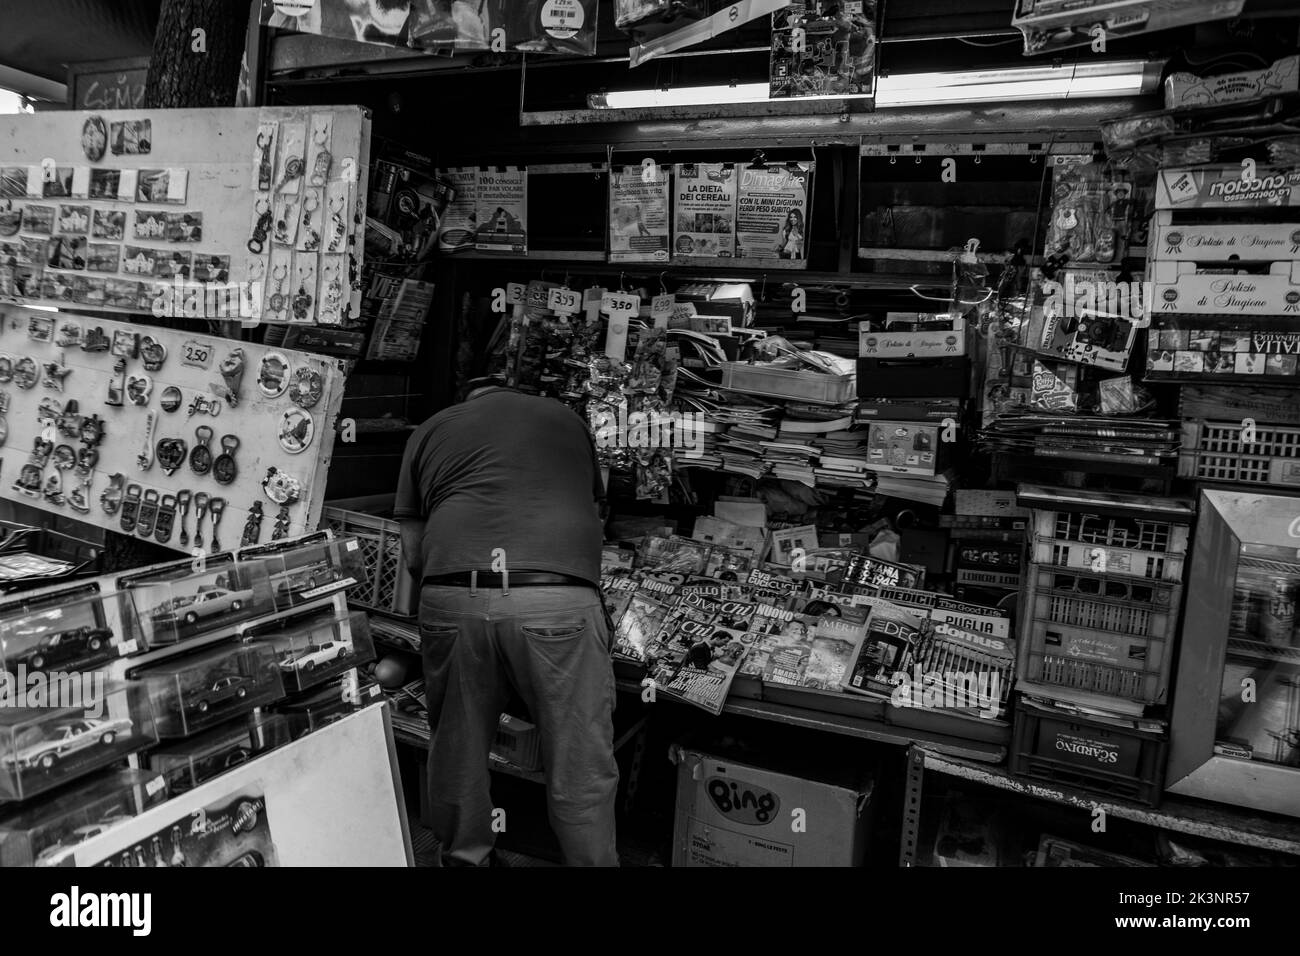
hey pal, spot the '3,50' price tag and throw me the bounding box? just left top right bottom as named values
left=601, top=291, right=640, bottom=319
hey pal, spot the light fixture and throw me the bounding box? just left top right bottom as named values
left=588, top=59, right=1160, bottom=110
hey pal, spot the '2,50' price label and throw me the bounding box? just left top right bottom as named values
left=181, top=340, right=213, bottom=369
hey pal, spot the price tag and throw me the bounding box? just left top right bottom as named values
left=651, top=293, right=675, bottom=328
left=346, top=539, right=359, bottom=551
left=506, top=282, right=526, bottom=306
left=601, top=291, right=640, bottom=319
left=145, top=776, right=167, bottom=797
left=180, top=339, right=213, bottom=370
left=117, top=639, right=139, bottom=656
left=548, top=286, right=580, bottom=315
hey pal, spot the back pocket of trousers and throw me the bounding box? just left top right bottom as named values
left=521, top=622, right=588, bottom=641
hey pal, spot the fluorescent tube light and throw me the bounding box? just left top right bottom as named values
left=588, top=59, right=1159, bottom=110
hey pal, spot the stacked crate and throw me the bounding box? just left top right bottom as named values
left=1008, top=485, right=1195, bottom=805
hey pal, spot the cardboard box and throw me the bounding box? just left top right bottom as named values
left=1149, top=259, right=1300, bottom=317
left=858, top=316, right=968, bottom=358
left=671, top=739, right=873, bottom=867
left=1165, top=55, right=1299, bottom=110
left=1155, top=165, right=1300, bottom=210
left=1150, top=215, right=1300, bottom=263
left=1012, top=0, right=1244, bottom=56
left=675, top=281, right=756, bottom=328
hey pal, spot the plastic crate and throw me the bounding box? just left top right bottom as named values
left=1019, top=565, right=1180, bottom=705
left=1009, top=695, right=1168, bottom=807
left=721, top=362, right=856, bottom=405
left=320, top=495, right=417, bottom=618
left=1179, top=420, right=1300, bottom=488
left=1028, top=508, right=1189, bottom=582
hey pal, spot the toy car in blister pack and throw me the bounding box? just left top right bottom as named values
left=0, top=767, right=168, bottom=866
left=124, top=559, right=273, bottom=647
left=242, top=607, right=375, bottom=693
left=147, top=712, right=291, bottom=795
left=136, top=642, right=284, bottom=739
left=275, top=675, right=365, bottom=740
left=0, top=591, right=143, bottom=677
left=263, top=537, right=364, bottom=612
left=0, top=682, right=158, bottom=801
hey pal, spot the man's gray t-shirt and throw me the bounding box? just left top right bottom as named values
left=394, top=388, right=604, bottom=586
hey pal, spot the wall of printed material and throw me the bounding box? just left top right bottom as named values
left=0, top=106, right=371, bottom=324
left=0, top=306, right=345, bottom=552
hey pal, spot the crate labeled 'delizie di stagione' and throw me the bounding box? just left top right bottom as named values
left=1017, top=485, right=1194, bottom=582
left=1019, top=566, right=1181, bottom=705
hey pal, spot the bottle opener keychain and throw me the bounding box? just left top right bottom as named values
left=267, top=262, right=289, bottom=319
left=255, top=129, right=275, bottom=192
left=192, top=492, right=210, bottom=549
left=217, top=349, right=246, bottom=407
left=137, top=489, right=160, bottom=537
left=309, top=120, right=332, bottom=186
left=137, top=412, right=157, bottom=471
left=189, top=425, right=213, bottom=475
left=247, top=197, right=272, bottom=255
left=213, top=434, right=239, bottom=485
left=100, top=473, right=125, bottom=515
left=242, top=501, right=264, bottom=546
left=155, top=436, right=187, bottom=477
left=208, top=497, right=226, bottom=552
left=177, top=489, right=192, bottom=547
left=120, top=484, right=143, bottom=533
left=155, top=493, right=177, bottom=544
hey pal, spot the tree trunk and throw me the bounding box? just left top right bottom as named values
left=143, top=0, right=250, bottom=109
left=106, top=0, right=251, bottom=573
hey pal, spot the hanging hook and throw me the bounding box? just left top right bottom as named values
left=619, top=271, right=627, bottom=291
left=659, top=271, right=668, bottom=295
left=760, top=274, right=768, bottom=302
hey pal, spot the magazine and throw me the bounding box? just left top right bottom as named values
left=610, top=165, right=670, bottom=263
left=801, top=616, right=865, bottom=690
left=650, top=623, right=751, bottom=716
left=842, top=601, right=928, bottom=697
left=613, top=593, right=673, bottom=663
left=474, top=166, right=526, bottom=254
left=735, top=162, right=812, bottom=260
left=741, top=606, right=818, bottom=679
left=840, top=552, right=926, bottom=590
left=673, top=163, right=737, bottom=258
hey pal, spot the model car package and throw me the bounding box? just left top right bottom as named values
left=0, top=590, right=144, bottom=677
left=135, top=642, right=284, bottom=739
left=243, top=536, right=364, bottom=611
left=121, top=558, right=275, bottom=647
left=1011, top=0, right=1246, bottom=57
left=1026, top=278, right=1138, bottom=372
left=147, top=712, right=291, bottom=796
left=0, top=683, right=158, bottom=801
left=770, top=1, right=877, bottom=99
left=0, top=768, right=169, bottom=867
left=241, top=608, right=375, bottom=694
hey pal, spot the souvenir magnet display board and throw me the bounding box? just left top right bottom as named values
left=0, top=306, right=345, bottom=551
left=0, top=106, right=370, bottom=324
left=261, top=0, right=598, bottom=56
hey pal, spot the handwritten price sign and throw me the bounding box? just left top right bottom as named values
left=601, top=291, right=640, bottom=319
left=548, top=286, right=580, bottom=315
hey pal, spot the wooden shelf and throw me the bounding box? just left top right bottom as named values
left=919, top=748, right=1300, bottom=857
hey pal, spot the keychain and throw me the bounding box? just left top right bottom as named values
left=137, top=489, right=160, bottom=537
left=156, top=436, right=187, bottom=477
left=275, top=155, right=304, bottom=194
left=177, top=488, right=192, bottom=547
left=255, top=130, right=274, bottom=192
left=271, top=504, right=291, bottom=541
left=120, top=483, right=143, bottom=533
left=68, top=475, right=91, bottom=514
left=267, top=263, right=289, bottom=317
left=247, top=198, right=272, bottom=254
left=189, top=425, right=213, bottom=475
left=155, top=493, right=177, bottom=544
left=213, top=434, right=239, bottom=485
left=242, top=501, right=264, bottom=546
left=137, top=412, right=157, bottom=471
left=243, top=258, right=266, bottom=319
left=192, top=492, right=210, bottom=549
left=208, top=497, right=226, bottom=552
left=309, top=121, right=331, bottom=186
left=100, top=473, right=125, bottom=515
left=327, top=193, right=347, bottom=252
left=299, top=191, right=321, bottom=252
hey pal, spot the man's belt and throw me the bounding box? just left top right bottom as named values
left=422, top=571, right=591, bottom=588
